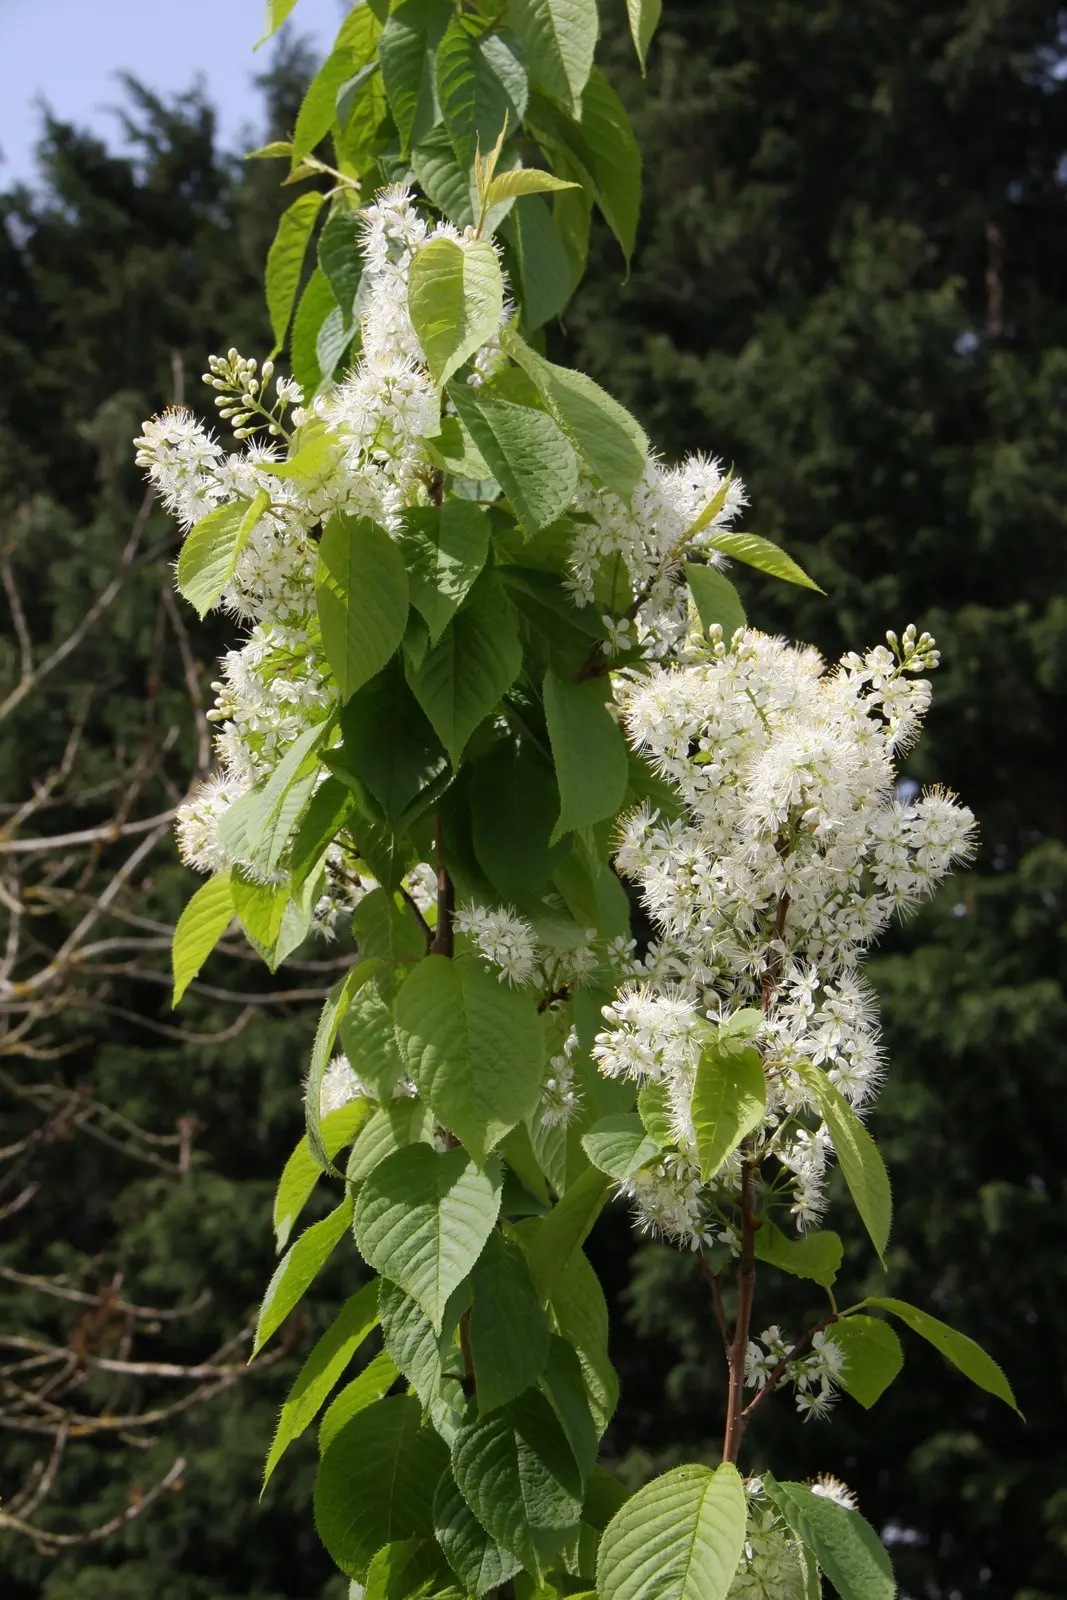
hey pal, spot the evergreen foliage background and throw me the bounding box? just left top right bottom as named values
left=1, top=5, right=1064, bottom=1595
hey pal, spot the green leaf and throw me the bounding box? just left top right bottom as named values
left=316, top=512, right=410, bottom=702
left=526, top=1167, right=611, bottom=1301
left=539, top=1334, right=598, bottom=1479
left=448, top=385, right=579, bottom=537
left=509, top=0, right=597, bottom=115
left=824, top=1315, right=904, bottom=1409
left=347, top=1100, right=436, bottom=1188
left=686, top=563, right=746, bottom=641
left=528, top=72, right=641, bottom=263
left=543, top=671, right=629, bottom=844
left=752, top=1221, right=843, bottom=1290
left=404, top=572, right=523, bottom=764
left=597, top=1462, right=747, bottom=1600
left=340, top=981, right=406, bottom=1100
left=398, top=503, right=490, bottom=646
left=451, top=1387, right=583, bottom=1576
left=469, top=740, right=566, bottom=902
left=504, top=328, right=648, bottom=498
left=488, top=168, right=578, bottom=204
left=267, top=190, right=325, bottom=350
left=314, top=1395, right=448, bottom=1579
left=412, top=126, right=475, bottom=229
left=434, top=1469, right=523, bottom=1595
left=379, top=1277, right=466, bottom=1410
left=800, top=1067, right=893, bottom=1261
left=217, top=719, right=327, bottom=875
left=469, top=1230, right=551, bottom=1413
left=547, top=1247, right=618, bottom=1434
left=502, top=195, right=573, bottom=333
left=394, top=955, right=545, bottom=1163
left=352, top=887, right=427, bottom=963
left=353, top=1143, right=502, bottom=1333
left=625, top=0, right=661, bottom=71
left=263, top=1280, right=380, bottom=1486
left=333, top=658, right=450, bottom=827
left=289, top=775, right=357, bottom=892
left=762, top=1475, right=895, bottom=1600
left=254, top=1195, right=353, bottom=1356
left=363, top=1538, right=450, bottom=1600
left=290, top=266, right=338, bottom=394
left=691, top=1038, right=766, bottom=1183
left=305, top=961, right=384, bottom=1170
left=437, top=17, right=528, bottom=168
left=636, top=1082, right=673, bottom=1148
left=581, top=1114, right=659, bottom=1182
left=257, top=0, right=299, bottom=44
left=860, top=1296, right=1020, bottom=1414
left=318, top=209, right=364, bottom=325
left=408, top=236, right=503, bottom=389
left=293, top=48, right=362, bottom=166
left=319, top=1349, right=401, bottom=1455
left=177, top=491, right=267, bottom=619
left=171, top=872, right=234, bottom=1005
left=705, top=529, right=822, bottom=592
left=379, top=0, right=451, bottom=152
left=274, top=1100, right=372, bottom=1251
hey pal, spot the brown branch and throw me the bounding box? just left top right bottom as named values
left=699, top=1253, right=732, bottom=1356
left=721, top=1160, right=758, bottom=1465
left=428, top=817, right=454, bottom=958
left=0, top=1455, right=186, bottom=1552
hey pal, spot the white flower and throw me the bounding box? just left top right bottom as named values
left=811, top=1474, right=858, bottom=1511
left=454, top=903, right=541, bottom=986
left=318, top=1054, right=370, bottom=1116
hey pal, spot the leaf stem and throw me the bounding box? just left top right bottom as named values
left=428, top=817, right=454, bottom=958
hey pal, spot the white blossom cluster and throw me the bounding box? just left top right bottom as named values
left=569, top=456, right=747, bottom=658
left=318, top=1053, right=418, bottom=1118
left=593, top=624, right=976, bottom=1244
left=744, top=1324, right=847, bottom=1421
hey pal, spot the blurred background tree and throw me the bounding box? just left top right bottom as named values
left=1, top=4, right=1064, bottom=1596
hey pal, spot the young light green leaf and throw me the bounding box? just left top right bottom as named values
left=177, top=490, right=268, bottom=619
left=292, top=47, right=362, bottom=166
left=437, top=17, right=528, bottom=167
left=394, top=955, right=545, bottom=1162
left=398, top=503, right=490, bottom=645
left=217, top=719, right=327, bottom=875
left=597, top=1462, right=747, bottom=1600
left=434, top=1469, right=523, bottom=1596
left=257, top=0, right=300, bottom=47
left=290, top=265, right=337, bottom=395
left=547, top=1247, right=618, bottom=1434
left=314, top=1395, right=448, bottom=1579
left=450, top=1387, right=584, bottom=1577
left=509, top=0, right=598, bottom=115
left=686, top=563, right=746, bottom=642
left=253, top=1195, right=353, bottom=1356
left=752, top=1221, right=843, bottom=1290
left=318, top=209, right=364, bottom=326
left=319, top=1349, right=401, bottom=1455
left=404, top=573, right=523, bottom=765
left=705, top=529, right=823, bottom=592
left=762, top=1475, right=895, bottom=1600
left=504, top=328, right=648, bottom=498
left=275, top=1100, right=372, bottom=1251
left=408, top=236, right=503, bottom=389
left=526, top=1167, right=611, bottom=1301
left=266, top=190, right=325, bottom=350
left=316, top=512, right=410, bottom=702
left=543, top=671, right=630, bottom=844
left=448, top=385, right=579, bottom=536
left=825, top=1315, right=905, bottom=1409
left=637, top=1082, right=672, bottom=1147
left=469, top=1231, right=552, bottom=1413
left=263, top=1280, right=380, bottom=1486
left=487, top=168, right=579, bottom=204
left=860, top=1296, right=1020, bottom=1414
left=800, top=1067, right=893, bottom=1261
left=626, top=0, right=662, bottom=71
left=691, top=1039, right=766, bottom=1183
left=581, top=1113, right=659, bottom=1182
left=171, top=872, right=234, bottom=1005
left=353, top=1143, right=502, bottom=1332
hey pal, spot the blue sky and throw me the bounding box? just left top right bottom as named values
left=0, top=0, right=346, bottom=185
